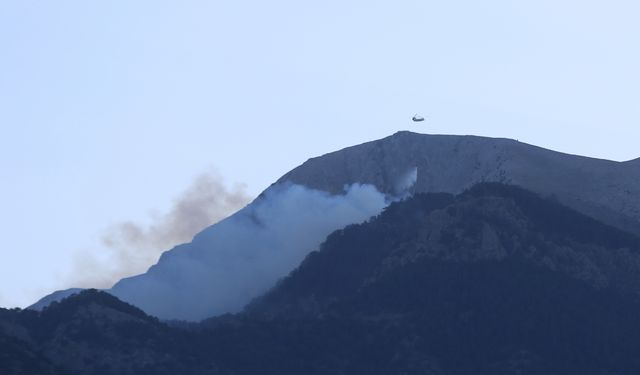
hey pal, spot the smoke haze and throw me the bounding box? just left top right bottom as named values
left=67, top=171, right=251, bottom=289
left=110, top=182, right=391, bottom=321
left=394, top=167, right=418, bottom=195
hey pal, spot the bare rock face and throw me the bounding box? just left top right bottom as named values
left=280, top=131, right=640, bottom=236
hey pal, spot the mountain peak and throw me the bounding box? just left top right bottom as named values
left=279, top=132, right=640, bottom=236
left=39, top=289, right=156, bottom=325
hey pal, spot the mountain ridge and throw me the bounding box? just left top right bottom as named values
left=30, top=132, right=640, bottom=320
left=280, top=131, right=640, bottom=236
left=7, top=183, right=640, bottom=374
left=251, top=183, right=640, bottom=318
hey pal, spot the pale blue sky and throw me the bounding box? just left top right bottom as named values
left=1, top=0, right=639, bottom=307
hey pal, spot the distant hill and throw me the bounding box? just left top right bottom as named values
left=7, top=184, right=640, bottom=374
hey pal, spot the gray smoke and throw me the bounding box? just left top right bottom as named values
left=110, top=182, right=391, bottom=320
left=68, top=171, right=251, bottom=289
left=394, top=166, right=418, bottom=195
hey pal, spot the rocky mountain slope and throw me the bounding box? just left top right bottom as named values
left=7, top=184, right=640, bottom=374
left=32, top=132, right=640, bottom=321
left=280, top=131, right=640, bottom=236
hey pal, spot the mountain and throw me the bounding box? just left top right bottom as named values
left=280, top=131, right=640, bottom=236
left=2, top=290, right=221, bottom=375
left=6, top=184, right=640, bottom=374
left=253, top=183, right=640, bottom=315
left=32, top=132, right=640, bottom=321
left=244, top=184, right=640, bottom=373
left=28, top=288, right=83, bottom=312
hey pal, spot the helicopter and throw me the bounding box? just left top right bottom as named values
left=412, top=114, right=425, bottom=122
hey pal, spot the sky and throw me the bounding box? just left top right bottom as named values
left=1, top=0, right=639, bottom=308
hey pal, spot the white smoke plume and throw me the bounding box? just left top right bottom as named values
left=67, top=170, right=251, bottom=289
left=110, top=182, right=391, bottom=321
left=394, top=166, right=418, bottom=195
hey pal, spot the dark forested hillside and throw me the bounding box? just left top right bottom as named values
left=3, top=183, right=640, bottom=374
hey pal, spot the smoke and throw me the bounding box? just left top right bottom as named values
left=52, top=172, right=416, bottom=321
left=68, top=170, right=251, bottom=289
left=394, top=166, right=418, bottom=195
left=110, top=182, right=391, bottom=321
